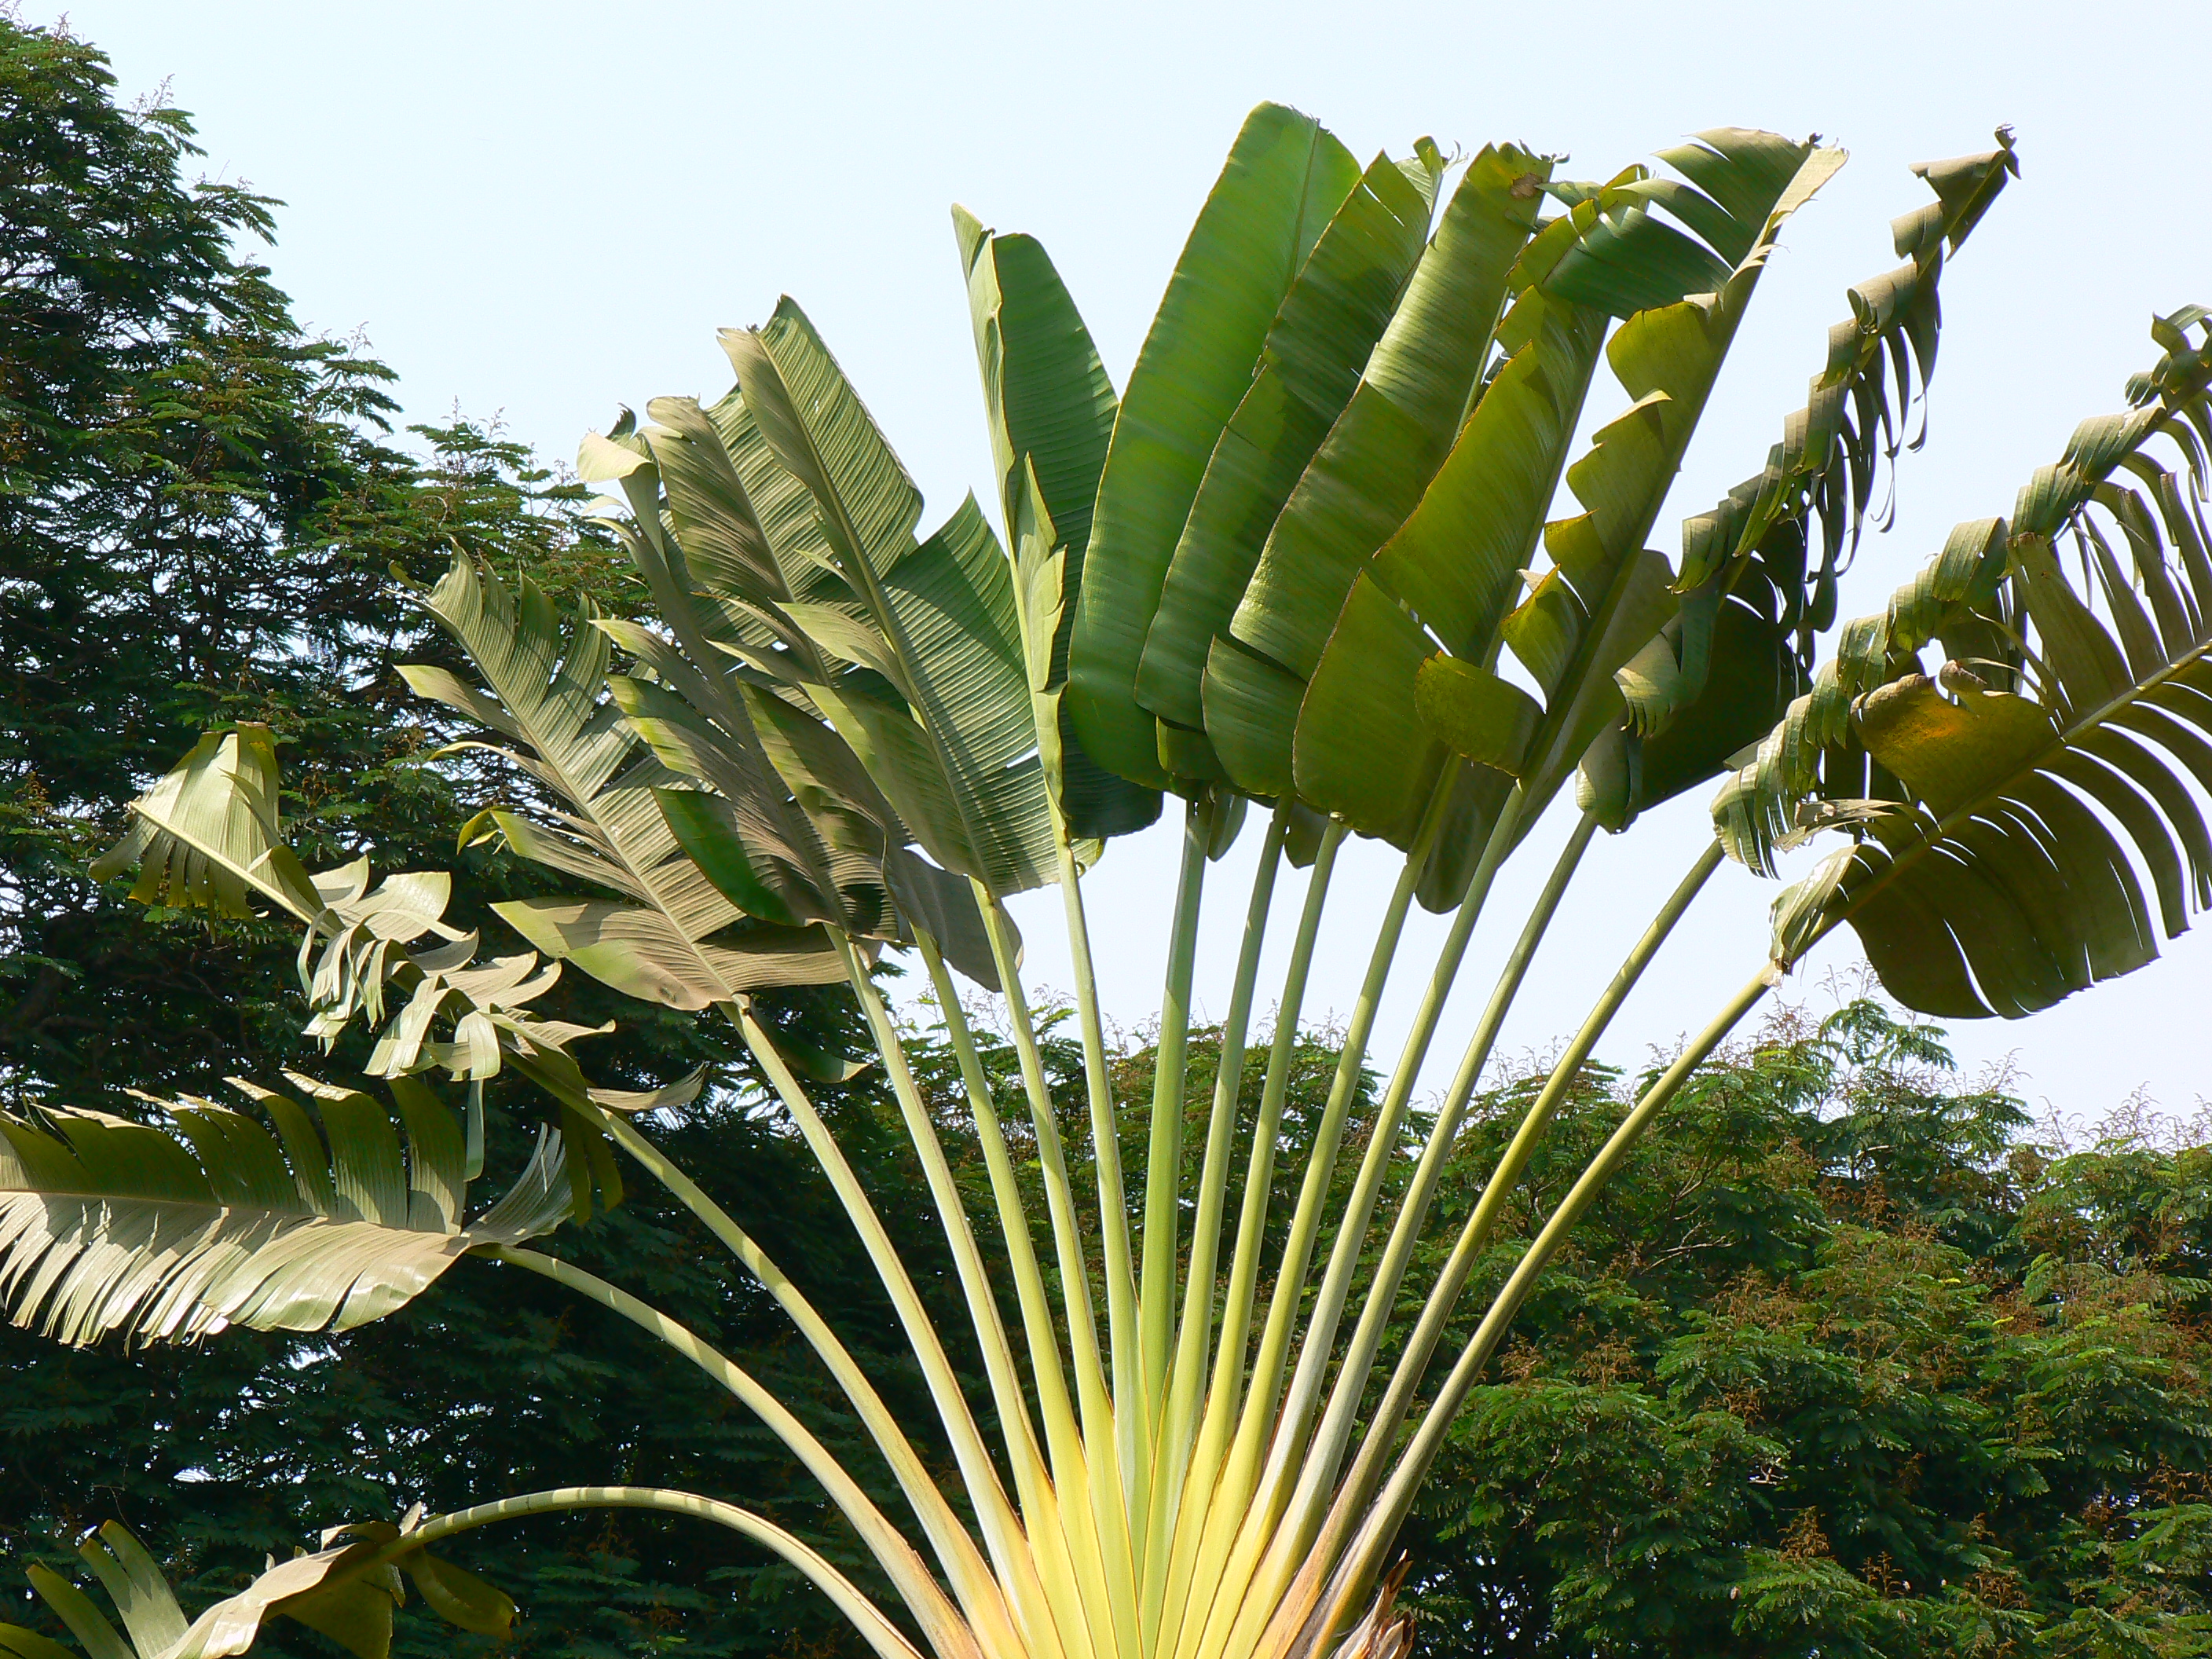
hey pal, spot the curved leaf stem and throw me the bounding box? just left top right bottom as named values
left=1286, top=965, right=1774, bottom=1658
left=727, top=996, right=1060, bottom=1659
left=1141, top=800, right=1291, bottom=1650
left=1054, top=826, right=1140, bottom=1444
left=976, top=883, right=1142, bottom=1659
left=1177, top=790, right=1447, bottom=1659
left=485, top=1246, right=986, bottom=1659
left=583, top=1105, right=1020, bottom=1659
left=835, top=932, right=1048, bottom=1468
left=367, top=1485, right=928, bottom=1659
left=914, top=925, right=1118, bottom=1659
left=833, top=931, right=1095, bottom=1659
left=1283, top=834, right=1724, bottom=1652
left=1245, top=804, right=1597, bottom=1617
left=1207, top=786, right=1540, bottom=1659
left=1136, top=796, right=1215, bottom=1511
left=1153, top=819, right=1344, bottom=1659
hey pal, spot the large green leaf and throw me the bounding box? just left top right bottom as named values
left=873, top=495, right=1059, bottom=892
left=492, top=899, right=847, bottom=1010
left=1315, top=136, right=1842, bottom=869
left=1287, top=258, right=1605, bottom=845
left=1576, top=131, right=2019, bottom=832
left=1224, top=142, right=1555, bottom=706
left=584, top=413, right=1020, bottom=981
left=719, top=299, right=1066, bottom=899
left=402, top=554, right=848, bottom=1005
left=719, top=298, right=923, bottom=586
left=954, top=206, right=1158, bottom=840
left=1135, top=145, right=1443, bottom=750
left=575, top=445, right=983, bottom=976
left=89, top=723, right=322, bottom=922
left=1068, top=102, right=1364, bottom=789
left=163, top=1516, right=517, bottom=1659
left=0, top=1075, right=579, bottom=1346
left=1729, top=314, right=2212, bottom=1018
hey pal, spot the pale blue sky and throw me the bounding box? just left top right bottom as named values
left=68, top=0, right=2212, bottom=1126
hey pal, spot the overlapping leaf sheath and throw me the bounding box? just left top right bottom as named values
left=0, top=1075, right=580, bottom=1345
left=1718, top=313, right=2212, bottom=1017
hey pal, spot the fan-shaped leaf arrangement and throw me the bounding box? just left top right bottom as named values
left=28, top=101, right=2192, bottom=1659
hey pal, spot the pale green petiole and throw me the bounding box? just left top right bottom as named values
left=1140, top=800, right=1290, bottom=1653
left=1152, top=818, right=1343, bottom=1659
left=1135, top=795, right=1214, bottom=1540
left=584, top=1103, right=1012, bottom=1651
left=1249, top=806, right=1598, bottom=1606
left=489, top=1246, right=991, bottom=1659
left=360, top=1485, right=933, bottom=1659
left=1285, top=966, right=1778, bottom=1657
left=915, top=926, right=1116, bottom=1659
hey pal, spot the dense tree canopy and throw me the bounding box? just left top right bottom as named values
left=0, top=15, right=705, bottom=1106
left=1406, top=1002, right=2212, bottom=1658
left=0, top=20, right=863, bottom=1649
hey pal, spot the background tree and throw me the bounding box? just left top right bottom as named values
left=0, top=16, right=634, bottom=1101
left=1405, top=998, right=2212, bottom=1659
left=0, top=22, right=869, bottom=1654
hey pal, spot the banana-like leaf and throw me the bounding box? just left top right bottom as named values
left=6, top=1518, right=513, bottom=1659
left=169, top=1516, right=514, bottom=1659
left=1285, top=134, right=1840, bottom=876
left=718, top=300, right=925, bottom=588
left=1068, top=102, right=1364, bottom=790
left=90, top=725, right=637, bottom=1196
left=91, top=729, right=584, bottom=1086
left=709, top=302, right=1069, bottom=900
left=493, top=898, right=844, bottom=1011
left=1284, top=223, right=1605, bottom=845
left=1135, top=145, right=1443, bottom=759
left=0, top=1074, right=580, bottom=1346
left=1577, top=131, right=2019, bottom=831
left=0, top=1622, right=78, bottom=1659
left=402, top=553, right=849, bottom=1005
left=1222, top=143, right=1555, bottom=740
left=954, top=204, right=1159, bottom=839
left=89, top=724, right=323, bottom=922
left=1723, top=314, right=2212, bottom=1017
left=864, top=496, right=1060, bottom=893
left=583, top=400, right=1018, bottom=985
left=15, top=1523, right=185, bottom=1659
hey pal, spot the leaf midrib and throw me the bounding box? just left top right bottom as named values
left=0, top=1186, right=463, bottom=1239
